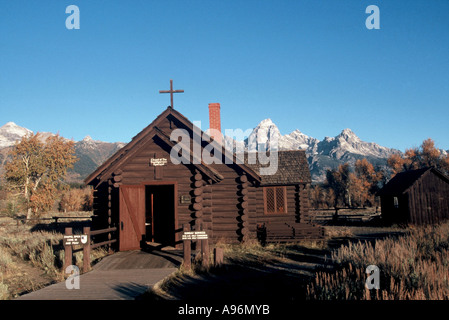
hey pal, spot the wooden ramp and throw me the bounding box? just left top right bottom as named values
left=16, top=249, right=182, bottom=300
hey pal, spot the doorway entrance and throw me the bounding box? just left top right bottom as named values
left=145, top=184, right=175, bottom=247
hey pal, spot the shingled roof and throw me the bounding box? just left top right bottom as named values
left=241, top=150, right=311, bottom=185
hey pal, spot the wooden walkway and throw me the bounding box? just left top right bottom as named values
left=16, top=249, right=182, bottom=300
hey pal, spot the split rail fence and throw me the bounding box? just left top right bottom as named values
left=63, top=226, right=117, bottom=272
left=63, top=224, right=223, bottom=272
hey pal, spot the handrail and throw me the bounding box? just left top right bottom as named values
left=14, top=215, right=94, bottom=225
left=90, top=227, right=117, bottom=236
left=63, top=226, right=117, bottom=272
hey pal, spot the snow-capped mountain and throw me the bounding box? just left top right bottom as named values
left=315, top=128, right=395, bottom=160
left=282, top=129, right=320, bottom=152
left=0, top=122, right=125, bottom=182
left=228, top=119, right=400, bottom=182
left=246, top=118, right=283, bottom=151
left=0, top=122, right=33, bottom=148
left=0, top=122, right=65, bottom=147
left=243, top=120, right=394, bottom=158
left=0, top=120, right=416, bottom=183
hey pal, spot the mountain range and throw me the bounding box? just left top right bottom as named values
left=0, top=120, right=404, bottom=183
left=234, top=118, right=400, bottom=181
left=0, top=122, right=125, bottom=183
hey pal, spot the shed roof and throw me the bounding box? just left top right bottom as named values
left=242, top=150, right=311, bottom=185
left=376, top=167, right=449, bottom=196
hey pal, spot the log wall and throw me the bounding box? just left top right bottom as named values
left=208, top=164, right=242, bottom=242
left=90, top=114, right=319, bottom=247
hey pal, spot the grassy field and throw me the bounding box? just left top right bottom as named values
left=1, top=209, right=448, bottom=301
left=0, top=212, right=109, bottom=300
left=308, top=222, right=449, bottom=300
left=145, top=221, right=449, bottom=301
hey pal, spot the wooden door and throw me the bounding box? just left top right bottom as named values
left=119, top=185, right=145, bottom=251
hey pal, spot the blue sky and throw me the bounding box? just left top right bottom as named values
left=1, top=0, right=448, bottom=151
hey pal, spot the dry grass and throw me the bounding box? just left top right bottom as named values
left=307, top=222, right=449, bottom=300
left=0, top=212, right=110, bottom=300
left=147, top=223, right=449, bottom=301
left=324, top=226, right=354, bottom=238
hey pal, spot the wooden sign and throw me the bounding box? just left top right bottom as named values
left=150, top=158, right=168, bottom=166
left=181, top=230, right=208, bottom=240
left=179, top=195, right=191, bottom=204
left=63, top=234, right=88, bottom=246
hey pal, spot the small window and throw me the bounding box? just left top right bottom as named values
left=264, top=186, right=287, bottom=214
left=393, top=196, right=399, bottom=209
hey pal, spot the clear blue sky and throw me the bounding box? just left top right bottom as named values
left=1, top=0, right=448, bottom=151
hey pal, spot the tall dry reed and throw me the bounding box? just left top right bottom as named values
left=307, top=222, right=449, bottom=300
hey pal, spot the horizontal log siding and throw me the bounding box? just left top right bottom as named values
left=286, top=186, right=296, bottom=215
left=209, top=164, right=242, bottom=242
left=92, top=183, right=109, bottom=230
left=91, top=182, right=120, bottom=248
left=299, top=185, right=311, bottom=223
left=247, top=186, right=257, bottom=235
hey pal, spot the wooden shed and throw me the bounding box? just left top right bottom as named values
left=377, top=167, right=449, bottom=225
left=85, top=105, right=324, bottom=251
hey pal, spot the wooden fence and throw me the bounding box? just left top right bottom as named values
left=63, top=226, right=117, bottom=272
left=14, top=215, right=94, bottom=226
left=63, top=222, right=226, bottom=272
left=310, top=207, right=380, bottom=224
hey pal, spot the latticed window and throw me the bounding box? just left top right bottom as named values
left=264, top=186, right=287, bottom=214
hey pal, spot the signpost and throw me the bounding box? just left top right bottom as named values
left=150, top=158, right=167, bottom=166
left=63, top=234, right=88, bottom=246
left=63, top=227, right=91, bottom=273
left=181, top=230, right=208, bottom=240
left=182, top=224, right=192, bottom=269
left=179, top=195, right=191, bottom=204
left=182, top=225, right=210, bottom=268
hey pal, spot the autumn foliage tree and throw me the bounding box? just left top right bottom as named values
left=387, top=138, right=449, bottom=177
left=4, top=133, right=78, bottom=218
left=58, top=187, right=93, bottom=212
left=326, top=163, right=352, bottom=207
left=309, top=184, right=335, bottom=209
left=351, top=158, right=384, bottom=206
left=324, top=159, right=384, bottom=208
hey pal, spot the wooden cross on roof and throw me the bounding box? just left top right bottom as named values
left=159, top=79, right=184, bottom=108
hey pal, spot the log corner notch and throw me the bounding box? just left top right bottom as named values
left=237, top=173, right=250, bottom=242
left=192, top=170, right=204, bottom=230
left=112, top=169, right=123, bottom=188
left=295, top=184, right=301, bottom=223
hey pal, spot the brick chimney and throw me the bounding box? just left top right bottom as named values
left=208, top=103, right=222, bottom=144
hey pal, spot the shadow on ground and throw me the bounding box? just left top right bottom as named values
left=111, top=282, right=151, bottom=299
left=142, top=245, right=335, bottom=301
left=142, top=222, right=410, bottom=302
